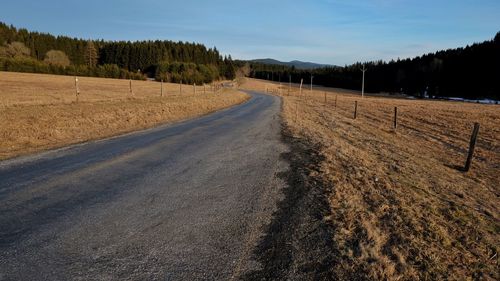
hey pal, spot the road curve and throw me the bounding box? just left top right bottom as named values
left=0, top=91, right=288, bottom=280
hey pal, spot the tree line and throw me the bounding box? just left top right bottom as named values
left=0, top=22, right=236, bottom=82
left=247, top=32, right=500, bottom=100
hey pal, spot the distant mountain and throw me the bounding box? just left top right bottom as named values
left=249, top=58, right=333, bottom=69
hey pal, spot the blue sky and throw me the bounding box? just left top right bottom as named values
left=1, top=0, right=499, bottom=65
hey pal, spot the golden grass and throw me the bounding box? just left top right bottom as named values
left=240, top=78, right=499, bottom=280
left=0, top=72, right=248, bottom=160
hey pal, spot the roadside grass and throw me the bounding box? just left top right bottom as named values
left=240, top=78, right=499, bottom=280
left=0, top=72, right=249, bottom=160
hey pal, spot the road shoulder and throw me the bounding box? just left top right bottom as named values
left=241, top=124, right=337, bottom=280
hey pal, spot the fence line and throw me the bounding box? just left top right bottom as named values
left=288, top=88, right=481, bottom=171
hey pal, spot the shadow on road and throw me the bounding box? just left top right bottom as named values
left=241, top=126, right=337, bottom=280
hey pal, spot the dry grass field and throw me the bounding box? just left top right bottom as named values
left=240, top=78, right=499, bottom=280
left=0, top=72, right=249, bottom=160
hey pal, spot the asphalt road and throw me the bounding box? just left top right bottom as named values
left=0, top=91, right=288, bottom=281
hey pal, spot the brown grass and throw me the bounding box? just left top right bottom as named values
left=0, top=72, right=249, bottom=160
left=240, top=78, right=499, bottom=280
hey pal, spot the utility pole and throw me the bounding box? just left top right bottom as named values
left=361, top=64, right=366, bottom=98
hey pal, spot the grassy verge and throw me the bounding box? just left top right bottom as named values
left=0, top=72, right=249, bottom=160
left=241, top=78, right=499, bottom=280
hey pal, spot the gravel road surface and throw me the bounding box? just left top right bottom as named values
left=0, top=91, right=289, bottom=280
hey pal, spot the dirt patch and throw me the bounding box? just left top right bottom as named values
left=241, top=126, right=336, bottom=280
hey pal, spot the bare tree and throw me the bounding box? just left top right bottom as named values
left=44, top=50, right=71, bottom=66
left=236, top=62, right=251, bottom=78
left=0, top=41, right=31, bottom=58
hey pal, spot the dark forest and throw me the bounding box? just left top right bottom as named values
left=0, top=22, right=236, bottom=83
left=246, top=32, right=500, bottom=99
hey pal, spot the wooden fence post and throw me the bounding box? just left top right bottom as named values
left=204, top=84, right=206, bottom=94
left=354, top=101, right=358, bottom=119
left=393, top=107, right=398, bottom=129
left=161, top=79, right=163, bottom=97
left=74, top=77, right=80, bottom=102
left=295, top=101, right=298, bottom=123
left=180, top=80, right=182, bottom=95
left=299, top=79, right=303, bottom=99
left=464, top=123, right=480, bottom=172
left=129, top=79, right=133, bottom=95
left=193, top=83, right=196, bottom=95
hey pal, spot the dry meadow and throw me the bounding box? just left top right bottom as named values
left=241, top=78, right=499, bottom=280
left=0, top=72, right=249, bottom=160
